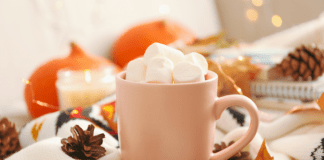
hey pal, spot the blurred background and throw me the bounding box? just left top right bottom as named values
left=1, top=0, right=324, bottom=115
left=216, top=0, right=324, bottom=42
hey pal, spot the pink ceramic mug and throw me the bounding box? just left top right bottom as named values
left=116, top=71, right=259, bottom=160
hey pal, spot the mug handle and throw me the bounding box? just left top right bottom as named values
left=210, top=95, right=259, bottom=160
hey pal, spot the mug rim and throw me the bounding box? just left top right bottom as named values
left=116, top=70, right=218, bottom=86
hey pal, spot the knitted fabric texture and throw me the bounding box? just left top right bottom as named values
left=16, top=94, right=324, bottom=159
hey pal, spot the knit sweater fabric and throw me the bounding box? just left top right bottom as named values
left=13, top=93, right=324, bottom=160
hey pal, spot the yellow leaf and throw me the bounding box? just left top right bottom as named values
left=102, top=107, right=118, bottom=133
left=31, top=119, right=45, bottom=142
left=316, top=92, right=324, bottom=111
left=255, top=139, right=274, bottom=160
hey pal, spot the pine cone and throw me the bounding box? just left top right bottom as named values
left=213, top=141, right=252, bottom=160
left=274, top=44, right=324, bottom=81
left=61, top=124, right=106, bottom=160
left=0, top=117, right=21, bottom=160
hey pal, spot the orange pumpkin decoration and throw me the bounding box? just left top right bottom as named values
left=112, top=19, right=196, bottom=68
left=24, top=42, right=120, bottom=118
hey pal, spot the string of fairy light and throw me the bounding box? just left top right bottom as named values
left=246, top=0, right=283, bottom=27
left=21, top=78, right=58, bottom=109
left=21, top=69, right=98, bottom=109
left=22, top=75, right=116, bottom=122
left=215, top=56, right=245, bottom=95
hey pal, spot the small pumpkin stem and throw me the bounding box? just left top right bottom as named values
left=69, top=42, right=85, bottom=57
left=161, top=19, right=167, bottom=26
left=70, top=42, right=76, bottom=48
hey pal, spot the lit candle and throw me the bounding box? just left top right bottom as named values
left=56, top=67, right=116, bottom=110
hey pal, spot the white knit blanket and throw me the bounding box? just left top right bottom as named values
left=7, top=93, right=324, bottom=160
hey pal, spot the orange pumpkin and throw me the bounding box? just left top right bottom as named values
left=112, top=19, right=196, bottom=68
left=24, top=43, right=120, bottom=118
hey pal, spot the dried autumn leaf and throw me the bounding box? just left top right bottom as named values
left=102, top=105, right=118, bottom=133
left=316, top=92, right=324, bottom=111
left=207, top=57, right=261, bottom=97
left=285, top=102, right=321, bottom=115
left=255, top=139, right=274, bottom=160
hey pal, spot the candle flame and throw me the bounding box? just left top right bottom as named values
left=64, top=71, right=71, bottom=77
left=84, top=69, right=92, bottom=83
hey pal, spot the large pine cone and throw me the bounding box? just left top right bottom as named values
left=61, top=124, right=106, bottom=160
left=213, top=141, right=252, bottom=160
left=274, top=44, right=324, bottom=81
left=0, top=117, right=21, bottom=160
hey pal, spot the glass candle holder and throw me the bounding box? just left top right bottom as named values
left=56, top=67, right=116, bottom=110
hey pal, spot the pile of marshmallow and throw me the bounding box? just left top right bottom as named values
left=126, top=43, right=208, bottom=84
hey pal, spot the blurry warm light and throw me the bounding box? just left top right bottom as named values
left=237, top=88, right=242, bottom=94
left=252, top=0, right=263, bottom=7
left=22, top=79, right=30, bottom=84
left=84, top=69, right=92, bottom=83
left=272, top=15, right=282, bottom=27
left=159, top=4, right=171, bottom=15
left=238, top=56, right=244, bottom=61
left=64, top=71, right=71, bottom=77
left=246, top=9, right=258, bottom=22
left=71, top=109, right=79, bottom=115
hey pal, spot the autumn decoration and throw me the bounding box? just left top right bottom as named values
left=255, top=139, right=274, bottom=160
left=0, top=117, right=21, bottom=159
left=61, top=124, right=106, bottom=160
left=24, top=42, right=120, bottom=118
left=111, top=19, right=196, bottom=68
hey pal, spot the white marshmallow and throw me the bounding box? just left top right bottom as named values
left=184, top=52, right=208, bottom=75
left=145, top=57, right=174, bottom=84
left=126, top=58, right=146, bottom=82
left=173, top=61, right=205, bottom=83
left=144, top=42, right=184, bottom=66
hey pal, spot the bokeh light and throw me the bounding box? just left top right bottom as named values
left=84, top=69, right=92, bottom=83
left=22, top=79, right=30, bottom=84
left=246, top=9, right=258, bottom=22
left=71, top=109, right=79, bottom=115
left=159, top=4, right=171, bottom=15
left=272, top=15, right=282, bottom=27
left=252, top=0, right=263, bottom=7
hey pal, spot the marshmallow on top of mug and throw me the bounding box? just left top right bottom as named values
left=125, top=42, right=209, bottom=84
left=145, top=57, right=174, bottom=83
left=172, top=52, right=208, bottom=83
left=125, top=58, right=146, bottom=82
left=143, top=42, right=184, bottom=66
left=173, top=61, right=204, bottom=83
left=184, top=52, right=208, bottom=75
